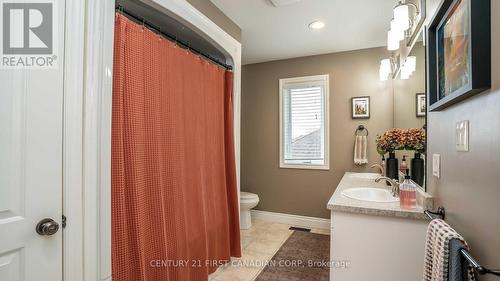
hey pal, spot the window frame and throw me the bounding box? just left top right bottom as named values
left=279, top=74, right=330, bottom=170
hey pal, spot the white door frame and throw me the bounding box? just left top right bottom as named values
left=62, top=0, right=86, bottom=280
left=63, top=0, right=242, bottom=280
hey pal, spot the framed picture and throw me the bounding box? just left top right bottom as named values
left=427, top=0, right=490, bottom=111
left=351, top=96, right=370, bottom=119
left=416, top=93, right=426, bottom=117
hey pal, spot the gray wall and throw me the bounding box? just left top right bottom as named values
left=186, top=0, right=241, bottom=42
left=426, top=2, right=500, bottom=280
left=241, top=47, right=394, bottom=219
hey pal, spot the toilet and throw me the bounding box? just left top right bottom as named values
left=240, top=192, right=259, bottom=229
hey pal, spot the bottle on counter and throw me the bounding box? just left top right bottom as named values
left=399, top=175, right=417, bottom=210
left=386, top=152, right=399, bottom=181
left=400, top=155, right=408, bottom=174
left=381, top=155, right=386, bottom=176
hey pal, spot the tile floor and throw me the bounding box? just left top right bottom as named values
left=208, top=219, right=330, bottom=281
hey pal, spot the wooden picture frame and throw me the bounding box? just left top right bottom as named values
left=427, top=0, right=491, bottom=111
left=351, top=96, right=370, bottom=119
left=416, top=93, right=426, bottom=117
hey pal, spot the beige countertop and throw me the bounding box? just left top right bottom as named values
left=327, top=172, right=433, bottom=220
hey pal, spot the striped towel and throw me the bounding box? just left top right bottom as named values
left=423, top=219, right=476, bottom=281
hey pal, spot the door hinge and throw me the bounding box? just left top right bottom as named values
left=62, top=215, right=67, bottom=228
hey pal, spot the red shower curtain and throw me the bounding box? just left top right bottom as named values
left=111, top=14, right=241, bottom=281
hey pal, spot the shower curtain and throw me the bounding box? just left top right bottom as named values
left=112, top=14, right=241, bottom=281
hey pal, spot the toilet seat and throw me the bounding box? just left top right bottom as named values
left=240, top=192, right=259, bottom=201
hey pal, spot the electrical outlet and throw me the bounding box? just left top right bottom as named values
left=432, top=154, right=440, bottom=178
left=456, top=120, right=469, bottom=152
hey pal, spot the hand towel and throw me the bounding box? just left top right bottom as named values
left=354, top=135, right=368, bottom=165
left=423, top=219, right=476, bottom=281
left=449, top=239, right=477, bottom=281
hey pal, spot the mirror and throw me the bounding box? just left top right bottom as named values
left=393, top=34, right=426, bottom=129
left=392, top=32, right=427, bottom=189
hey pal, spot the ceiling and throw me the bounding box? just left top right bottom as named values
left=210, top=0, right=397, bottom=65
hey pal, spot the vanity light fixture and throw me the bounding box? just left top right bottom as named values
left=309, top=20, right=325, bottom=30
left=386, top=1, right=420, bottom=52
left=382, top=1, right=421, bottom=80
left=379, top=56, right=416, bottom=81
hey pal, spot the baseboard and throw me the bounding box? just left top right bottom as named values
left=250, top=210, right=330, bottom=230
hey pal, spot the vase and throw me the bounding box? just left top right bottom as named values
left=385, top=152, right=399, bottom=180
left=411, top=152, right=425, bottom=187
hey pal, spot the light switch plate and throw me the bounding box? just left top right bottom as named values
left=432, top=154, right=440, bottom=178
left=456, top=120, right=469, bottom=152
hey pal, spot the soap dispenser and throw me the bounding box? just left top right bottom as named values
left=399, top=175, right=417, bottom=210
left=400, top=155, right=408, bottom=174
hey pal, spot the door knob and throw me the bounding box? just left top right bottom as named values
left=36, top=218, right=59, bottom=236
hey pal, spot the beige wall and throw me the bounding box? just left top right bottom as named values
left=241, top=47, right=394, bottom=219
left=426, top=2, right=500, bottom=280
left=186, top=0, right=241, bottom=42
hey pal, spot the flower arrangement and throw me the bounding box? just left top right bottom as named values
left=376, top=128, right=426, bottom=154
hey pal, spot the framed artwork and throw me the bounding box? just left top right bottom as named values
left=351, top=96, right=370, bottom=119
left=427, top=0, right=490, bottom=111
left=416, top=93, right=426, bottom=117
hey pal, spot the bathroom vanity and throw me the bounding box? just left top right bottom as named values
left=327, top=172, right=433, bottom=281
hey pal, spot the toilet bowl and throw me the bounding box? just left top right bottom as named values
left=240, top=192, right=259, bottom=229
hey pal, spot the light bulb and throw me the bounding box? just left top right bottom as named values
left=379, top=59, right=392, bottom=81
left=400, top=57, right=414, bottom=80
left=394, top=3, right=410, bottom=30
left=390, top=19, right=405, bottom=41
left=400, top=68, right=410, bottom=79
left=380, top=59, right=391, bottom=72
left=387, top=30, right=399, bottom=51
left=406, top=56, right=416, bottom=73
left=309, top=21, right=325, bottom=30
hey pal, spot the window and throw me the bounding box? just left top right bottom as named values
left=279, top=75, right=329, bottom=170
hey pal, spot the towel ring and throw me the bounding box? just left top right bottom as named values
left=355, top=125, right=368, bottom=136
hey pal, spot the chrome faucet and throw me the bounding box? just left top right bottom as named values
left=375, top=176, right=400, bottom=198
left=370, top=163, right=384, bottom=175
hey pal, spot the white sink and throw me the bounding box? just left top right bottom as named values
left=348, top=173, right=381, bottom=180
left=342, top=187, right=399, bottom=203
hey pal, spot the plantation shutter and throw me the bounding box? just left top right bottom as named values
left=282, top=80, right=326, bottom=165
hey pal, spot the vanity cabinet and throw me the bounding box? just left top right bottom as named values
left=327, top=172, right=431, bottom=281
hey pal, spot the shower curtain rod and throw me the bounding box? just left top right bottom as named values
left=115, top=5, right=233, bottom=71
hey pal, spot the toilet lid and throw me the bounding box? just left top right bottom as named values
left=240, top=192, right=258, bottom=200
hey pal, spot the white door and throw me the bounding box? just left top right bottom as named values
left=0, top=1, right=64, bottom=280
